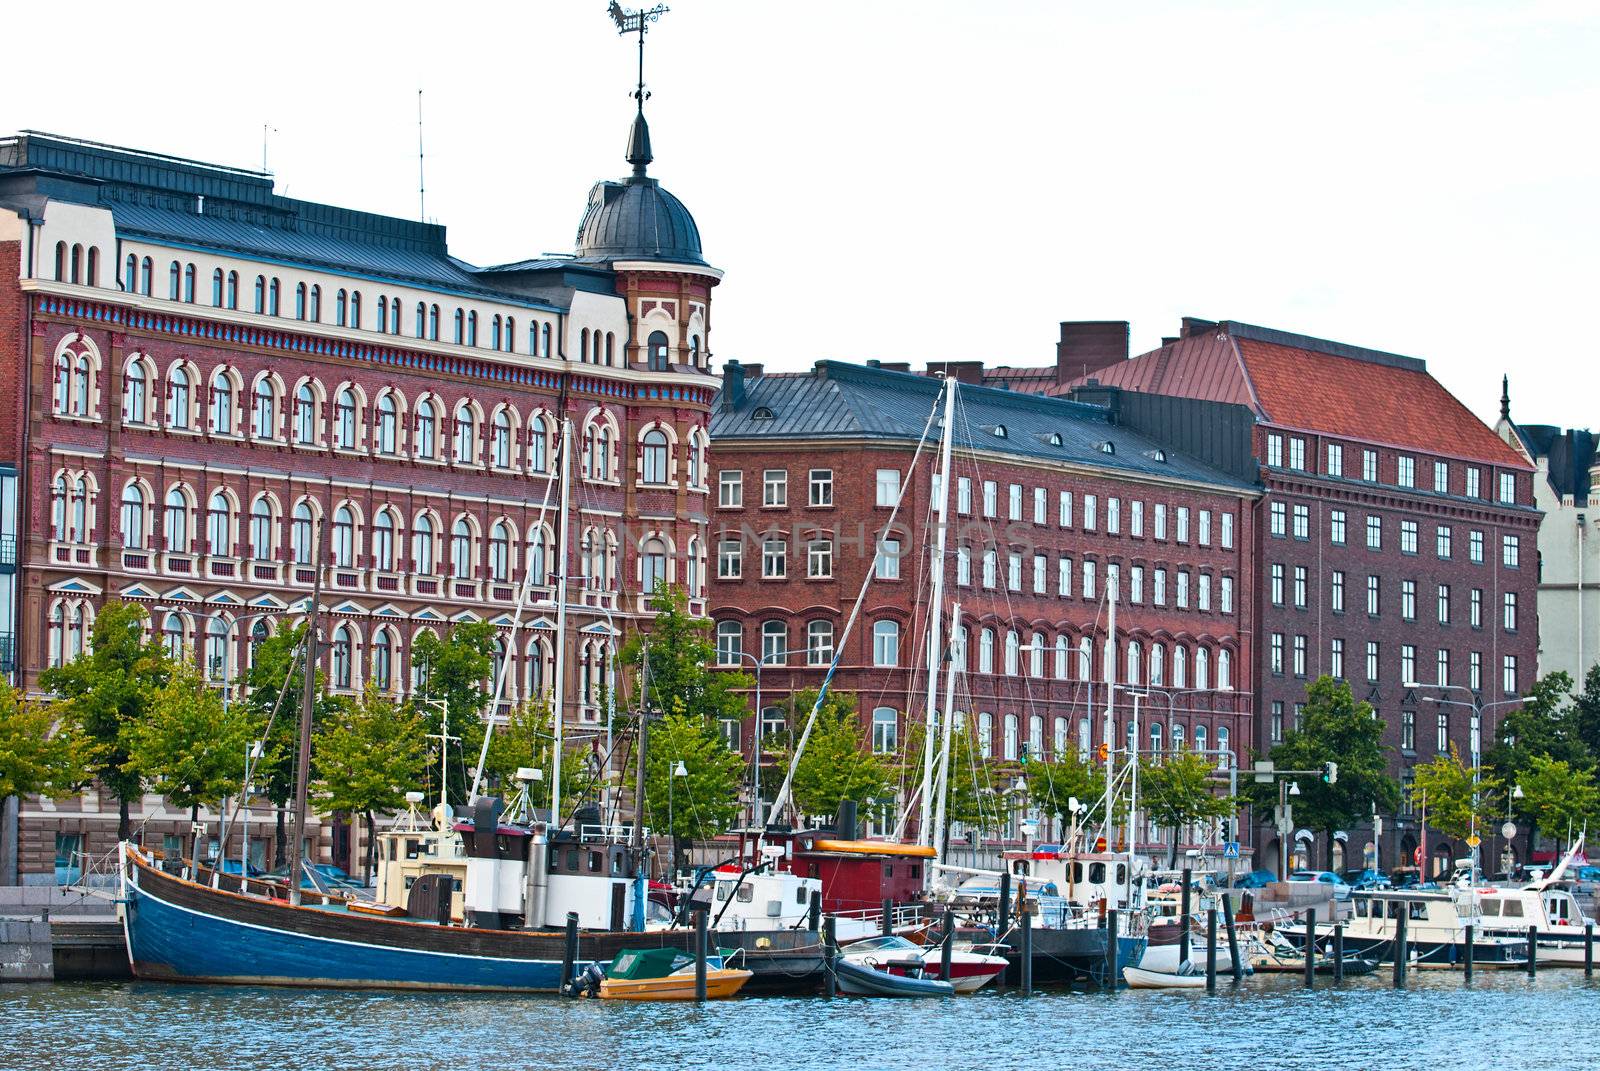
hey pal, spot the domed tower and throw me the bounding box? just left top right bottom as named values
left=575, top=103, right=720, bottom=374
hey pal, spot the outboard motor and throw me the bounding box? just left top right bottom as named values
left=569, top=961, right=606, bottom=998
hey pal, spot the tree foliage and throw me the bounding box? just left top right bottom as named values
left=1028, top=750, right=1107, bottom=842
left=39, top=601, right=172, bottom=837
left=411, top=620, right=497, bottom=802
left=1518, top=755, right=1600, bottom=845
left=776, top=689, right=893, bottom=821
left=312, top=687, right=429, bottom=880
left=1489, top=671, right=1589, bottom=786
left=1409, top=744, right=1500, bottom=842
left=0, top=683, right=85, bottom=800
left=620, top=587, right=750, bottom=722
left=643, top=712, right=743, bottom=870
left=124, top=663, right=257, bottom=819
left=1140, top=748, right=1236, bottom=862
left=481, top=698, right=587, bottom=815
left=1262, top=677, right=1399, bottom=843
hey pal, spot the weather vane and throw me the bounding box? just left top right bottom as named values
left=608, top=1, right=670, bottom=108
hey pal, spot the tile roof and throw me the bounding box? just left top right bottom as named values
left=1063, top=320, right=1528, bottom=469
left=711, top=361, right=1255, bottom=491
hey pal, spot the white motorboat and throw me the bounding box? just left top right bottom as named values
left=1122, top=963, right=1207, bottom=989
left=1460, top=840, right=1596, bottom=966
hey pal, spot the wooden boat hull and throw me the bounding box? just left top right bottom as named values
left=834, top=957, right=954, bottom=997
left=120, top=846, right=819, bottom=992
left=1122, top=965, right=1206, bottom=989
left=599, top=968, right=753, bottom=1000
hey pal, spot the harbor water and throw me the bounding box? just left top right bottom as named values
left=3, top=972, right=1597, bottom=1071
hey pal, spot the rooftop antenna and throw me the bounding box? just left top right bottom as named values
left=608, top=1, right=670, bottom=113
left=261, top=123, right=278, bottom=173
left=417, top=89, right=426, bottom=223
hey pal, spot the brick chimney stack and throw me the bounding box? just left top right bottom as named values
left=1056, top=321, right=1130, bottom=386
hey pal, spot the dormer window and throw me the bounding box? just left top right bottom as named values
left=1049, top=432, right=1063, bottom=447
left=647, top=331, right=670, bottom=371
left=1098, top=441, right=1115, bottom=455
left=1146, top=448, right=1167, bottom=463
left=751, top=407, right=775, bottom=421
left=985, top=425, right=1007, bottom=439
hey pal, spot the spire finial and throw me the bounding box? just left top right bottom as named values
left=609, top=2, right=670, bottom=178
left=1500, top=374, right=1511, bottom=421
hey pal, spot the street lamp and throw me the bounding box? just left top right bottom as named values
left=668, top=758, right=688, bottom=876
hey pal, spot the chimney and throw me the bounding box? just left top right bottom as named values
left=926, top=360, right=985, bottom=385
left=742, top=363, right=764, bottom=380
left=1180, top=316, right=1217, bottom=339
left=1070, top=382, right=1123, bottom=423
left=880, top=361, right=911, bottom=373
left=1056, top=321, right=1130, bottom=385
left=722, top=359, right=745, bottom=410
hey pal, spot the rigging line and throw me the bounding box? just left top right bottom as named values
left=762, top=385, right=945, bottom=831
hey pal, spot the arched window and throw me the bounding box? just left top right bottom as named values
left=873, top=620, right=900, bottom=666
left=528, top=416, right=549, bottom=472
left=309, top=284, right=322, bottom=322
left=1195, top=647, right=1210, bottom=691
left=453, top=404, right=475, bottom=464
left=1126, top=640, right=1142, bottom=685
left=207, top=492, right=231, bottom=557
left=978, top=712, right=994, bottom=758
left=1172, top=722, right=1186, bottom=752
left=331, top=626, right=352, bottom=689
left=687, top=432, right=704, bottom=487
left=761, top=620, right=787, bottom=665
left=249, top=497, right=273, bottom=559
left=452, top=308, right=464, bottom=344
left=413, top=514, right=436, bottom=573
left=253, top=379, right=276, bottom=439
left=54, top=242, right=67, bottom=282
left=580, top=328, right=590, bottom=363
left=1173, top=646, right=1188, bottom=689
left=124, top=253, right=137, bottom=292
left=226, top=271, right=239, bottom=309
left=291, top=502, right=314, bottom=565
left=162, top=612, right=184, bottom=662
left=269, top=278, right=281, bottom=316
left=183, top=263, right=196, bottom=302
left=53, top=352, right=71, bottom=413
left=415, top=399, right=437, bottom=459
left=164, top=488, right=189, bottom=553
left=685, top=536, right=701, bottom=595
left=168, top=366, right=191, bottom=429
left=296, top=283, right=308, bottom=320
left=372, top=629, right=393, bottom=691
left=139, top=257, right=152, bottom=295
left=212, top=268, right=225, bottom=306
left=527, top=527, right=549, bottom=584
left=1194, top=724, right=1208, bottom=757
left=466, top=310, right=477, bottom=346
left=73, top=354, right=91, bottom=415
left=1217, top=726, right=1231, bottom=768
left=641, top=537, right=668, bottom=594
left=526, top=638, right=549, bottom=695
left=872, top=707, right=899, bottom=754
left=451, top=517, right=473, bottom=577
left=585, top=422, right=613, bottom=480
left=641, top=428, right=669, bottom=484
left=350, top=291, right=362, bottom=328
left=294, top=384, right=317, bottom=444
left=205, top=617, right=229, bottom=681
left=1030, top=631, right=1045, bottom=677
left=492, top=409, right=512, bottom=468
left=168, top=260, right=181, bottom=299
left=415, top=302, right=426, bottom=338
left=376, top=394, right=397, bottom=455
left=210, top=370, right=233, bottom=434
left=85, top=247, right=99, bottom=287
left=690, top=334, right=700, bottom=365
left=605, top=332, right=615, bottom=365
left=334, top=388, right=356, bottom=449
left=254, top=275, right=266, bottom=313
left=69, top=476, right=86, bottom=542
left=377, top=295, right=388, bottom=331
left=647, top=330, right=670, bottom=370
left=51, top=474, right=68, bottom=541
left=1002, top=713, right=1019, bottom=760
left=489, top=521, right=511, bottom=582
left=428, top=304, right=440, bottom=341
left=492, top=315, right=503, bottom=351
left=1150, top=722, right=1163, bottom=755
left=1217, top=649, right=1233, bottom=691
left=388, top=294, right=399, bottom=333
left=372, top=509, right=395, bottom=572
left=332, top=505, right=355, bottom=567
left=120, top=483, right=146, bottom=548
left=123, top=360, right=147, bottom=424
left=336, top=288, right=349, bottom=326
left=807, top=620, right=835, bottom=665
left=1150, top=643, right=1166, bottom=687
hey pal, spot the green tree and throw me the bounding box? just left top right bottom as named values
left=1488, top=671, right=1588, bottom=785
left=1409, top=745, right=1501, bottom=842
left=1140, top=748, right=1237, bottom=866
left=39, top=601, right=173, bottom=838
left=1518, top=755, right=1600, bottom=847
left=1261, top=676, right=1400, bottom=867
left=621, top=587, right=751, bottom=723
left=777, top=689, right=892, bottom=821
left=643, top=712, right=743, bottom=873
left=0, top=683, right=86, bottom=800
left=481, top=698, right=587, bottom=814
left=242, top=622, right=338, bottom=863
left=124, top=663, right=258, bottom=822
left=312, top=687, right=429, bottom=881
left=1028, top=750, right=1106, bottom=845
left=410, top=619, right=497, bottom=803
left=1571, top=665, right=1600, bottom=762
left=941, top=718, right=999, bottom=833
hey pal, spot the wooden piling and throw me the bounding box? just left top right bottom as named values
left=881, top=898, right=893, bottom=937
left=1206, top=908, right=1217, bottom=993
left=1020, top=902, right=1033, bottom=996
left=1394, top=909, right=1408, bottom=988
left=1527, top=925, right=1538, bottom=978
left=1105, top=909, right=1119, bottom=989
left=1222, top=892, right=1243, bottom=983
left=823, top=915, right=837, bottom=999
left=1333, top=923, right=1344, bottom=983
left=1303, top=907, right=1316, bottom=988
left=694, top=906, right=708, bottom=1003
left=940, top=907, right=954, bottom=982
left=808, top=888, right=820, bottom=932
left=1586, top=921, right=1594, bottom=977
left=1179, top=867, right=1192, bottom=968
left=1464, top=923, right=1474, bottom=981
left=560, top=911, right=579, bottom=997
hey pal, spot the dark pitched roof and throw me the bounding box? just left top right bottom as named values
left=711, top=360, right=1254, bottom=491
left=1515, top=424, right=1596, bottom=500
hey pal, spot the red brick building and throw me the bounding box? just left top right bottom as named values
left=1062, top=318, right=1541, bottom=876
left=708, top=359, right=1259, bottom=848
left=0, top=119, right=720, bottom=882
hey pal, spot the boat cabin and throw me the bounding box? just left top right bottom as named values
left=730, top=827, right=933, bottom=915
left=705, top=862, right=821, bottom=931
left=374, top=811, right=468, bottom=922
left=1002, top=846, right=1146, bottom=917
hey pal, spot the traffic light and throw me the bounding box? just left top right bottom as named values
left=1322, top=761, right=1338, bottom=784
left=1019, top=742, right=1031, bottom=763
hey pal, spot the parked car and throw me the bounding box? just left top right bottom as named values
left=1234, top=869, right=1278, bottom=890
left=1341, top=868, right=1391, bottom=890
left=1288, top=870, right=1352, bottom=900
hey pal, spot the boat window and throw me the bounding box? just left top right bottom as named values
left=589, top=852, right=602, bottom=873
left=1482, top=900, right=1500, bottom=916
left=716, top=883, right=730, bottom=902
left=405, top=839, right=421, bottom=860
left=1503, top=900, right=1523, bottom=918
left=565, top=849, right=579, bottom=870
left=452, top=878, right=462, bottom=892
left=884, top=864, right=894, bottom=878
left=796, top=887, right=809, bottom=905
left=737, top=886, right=754, bottom=903
left=612, top=854, right=623, bottom=876
left=910, top=865, right=920, bottom=879
left=1089, top=862, right=1106, bottom=883
left=1352, top=899, right=1367, bottom=918
left=1073, top=862, right=1084, bottom=883
left=1116, top=864, right=1127, bottom=884
left=1410, top=902, right=1428, bottom=921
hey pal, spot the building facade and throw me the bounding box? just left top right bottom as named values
left=708, top=359, right=1259, bottom=852
left=0, top=115, right=720, bottom=881
left=1498, top=398, right=1600, bottom=685
left=1063, top=318, right=1542, bottom=877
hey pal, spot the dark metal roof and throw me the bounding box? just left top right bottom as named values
left=1516, top=424, right=1596, bottom=501
left=711, top=360, right=1255, bottom=491
left=573, top=110, right=705, bottom=266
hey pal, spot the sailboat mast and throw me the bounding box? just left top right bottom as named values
left=288, top=520, right=324, bottom=907
left=931, top=603, right=962, bottom=868
left=917, top=379, right=958, bottom=846
left=550, top=418, right=574, bottom=825
left=1101, top=580, right=1117, bottom=847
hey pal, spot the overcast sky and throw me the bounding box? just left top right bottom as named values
left=5, top=1, right=1595, bottom=430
